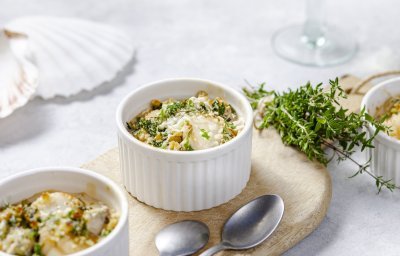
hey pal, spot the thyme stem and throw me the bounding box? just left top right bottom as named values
left=322, top=140, right=398, bottom=192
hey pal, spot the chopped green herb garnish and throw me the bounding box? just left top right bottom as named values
left=29, top=230, right=39, bottom=240
left=165, top=102, right=184, bottom=117
left=152, top=140, right=163, bottom=147
left=212, top=100, right=226, bottom=116
left=200, top=129, right=210, bottom=140
left=33, top=243, right=43, bottom=256
left=137, top=118, right=158, bottom=136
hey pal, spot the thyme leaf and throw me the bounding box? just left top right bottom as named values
left=243, top=78, right=397, bottom=192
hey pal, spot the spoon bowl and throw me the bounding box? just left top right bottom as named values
left=155, top=220, right=210, bottom=256
left=200, top=194, right=284, bottom=255
left=223, top=194, right=284, bottom=249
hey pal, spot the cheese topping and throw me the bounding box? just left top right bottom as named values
left=0, top=192, right=118, bottom=256
left=127, top=91, right=244, bottom=151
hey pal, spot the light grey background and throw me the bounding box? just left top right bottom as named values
left=0, top=0, right=399, bottom=255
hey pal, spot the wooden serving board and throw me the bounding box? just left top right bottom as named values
left=81, top=75, right=372, bottom=255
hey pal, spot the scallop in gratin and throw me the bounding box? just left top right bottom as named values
left=377, top=95, right=400, bottom=140
left=126, top=91, right=244, bottom=151
left=0, top=191, right=118, bottom=256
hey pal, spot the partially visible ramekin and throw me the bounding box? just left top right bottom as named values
left=116, top=78, right=253, bottom=211
left=361, top=77, right=400, bottom=185
left=0, top=167, right=129, bottom=256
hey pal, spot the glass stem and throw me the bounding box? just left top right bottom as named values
left=303, top=0, right=326, bottom=47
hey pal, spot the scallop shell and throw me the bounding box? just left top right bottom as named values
left=5, top=16, right=134, bottom=99
left=0, top=30, right=39, bottom=118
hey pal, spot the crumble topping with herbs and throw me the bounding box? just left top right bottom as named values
left=127, top=91, right=244, bottom=151
left=378, top=96, right=400, bottom=139
left=0, top=191, right=119, bottom=256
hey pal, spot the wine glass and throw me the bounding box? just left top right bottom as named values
left=272, top=0, right=358, bottom=67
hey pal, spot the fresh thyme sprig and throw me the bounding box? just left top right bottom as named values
left=243, top=78, right=398, bottom=192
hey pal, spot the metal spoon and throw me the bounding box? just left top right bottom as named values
left=200, top=194, right=284, bottom=256
left=155, top=220, right=210, bottom=256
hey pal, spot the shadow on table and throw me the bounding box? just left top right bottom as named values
left=0, top=99, right=48, bottom=147
left=46, top=51, right=137, bottom=104
left=0, top=51, right=137, bottom=146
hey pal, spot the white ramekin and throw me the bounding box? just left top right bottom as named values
left=116, top=78, right=253, bottom=211
left=0, top=167, right=129, bottom=256
left=361, top=77, right=400, bottom=185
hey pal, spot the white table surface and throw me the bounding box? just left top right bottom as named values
left=1, top=0, right=400, bottom=255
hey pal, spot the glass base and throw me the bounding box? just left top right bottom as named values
left=272, top=25, right=358, bottom=67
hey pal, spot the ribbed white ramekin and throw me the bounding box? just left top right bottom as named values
left=0, top=167, right=129, bottom=256
left=361, top=77, right=400, bottom=185
left=116, top=78, right=253, bottom=211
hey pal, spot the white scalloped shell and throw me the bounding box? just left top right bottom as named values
left=0, top=30, right=39, bottom=118
left=5, top=16, right=134, bottom=99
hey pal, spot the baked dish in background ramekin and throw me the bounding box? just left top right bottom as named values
left=361, top=77, right=400, bottom=185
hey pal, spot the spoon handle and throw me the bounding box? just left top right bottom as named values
left=199, top=243, right=228, bottom=256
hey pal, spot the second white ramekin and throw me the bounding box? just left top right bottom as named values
left=0, top=167, right=129, bottom=256
left=116, top=78, right=253, bottom=211
left=361, top=77, right=400, bottom=185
